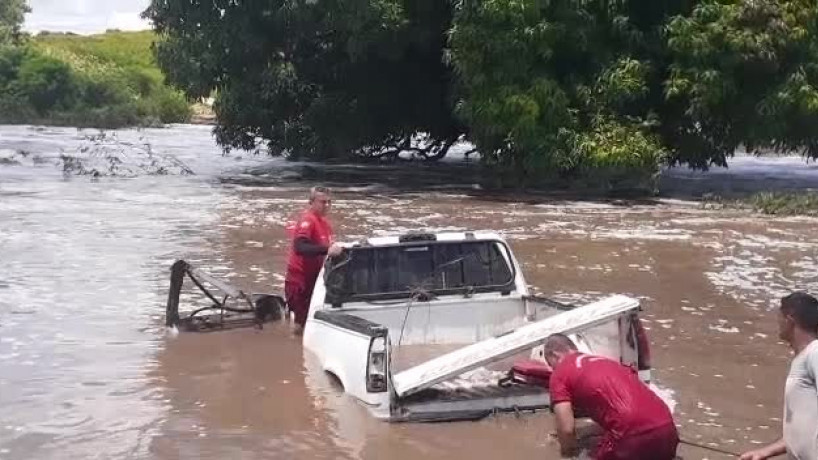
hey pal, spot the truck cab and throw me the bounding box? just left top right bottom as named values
left=302, top=231, right=651, bottom=422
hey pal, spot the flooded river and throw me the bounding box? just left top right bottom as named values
left=1, top=124, right=817, bottom=459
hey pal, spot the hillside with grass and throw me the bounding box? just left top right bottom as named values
left=0, top=30, right=198, bottom=128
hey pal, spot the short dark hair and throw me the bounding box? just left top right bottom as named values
left=544, top=333, right=578, bottom=355
left=781, top=291, right=818, bottom=333
left=309, top=186, right=331, bottom=203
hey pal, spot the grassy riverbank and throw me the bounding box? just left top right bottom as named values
left=702, top=191, right=818, bottom=216
left=0, top=30, right=195, bottom=128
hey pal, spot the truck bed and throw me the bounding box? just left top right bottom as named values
left=391, top=295, right=639, bottom=398
left=391, top=343, right=535, bottom=374
left=394, top=368, right=550, bottom=422
left=390, top=343, right=473, bottom=373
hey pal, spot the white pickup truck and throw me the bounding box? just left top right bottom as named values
left=302, top=231, right=652, bottom=422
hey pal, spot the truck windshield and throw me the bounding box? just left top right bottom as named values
left=324, top=240, right=515, bottom=304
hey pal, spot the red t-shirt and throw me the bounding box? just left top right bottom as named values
left=549, top=352, right=673, bottom=439
left=285, top=210, right=333, bottom=284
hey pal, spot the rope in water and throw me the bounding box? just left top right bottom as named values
left=573, top=432, right=742, bottom=457
left=679, top=438, right=741, bottom=457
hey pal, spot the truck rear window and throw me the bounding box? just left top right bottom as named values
left=323, top=240, right=515, bottom=304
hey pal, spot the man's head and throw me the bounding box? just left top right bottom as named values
left=543, top=333, right=578, bottom=368
left=308, top=186, right=332, bottom=216
left=778, top=291, right=818, bottom=343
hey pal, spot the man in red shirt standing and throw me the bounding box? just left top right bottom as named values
left=285, top=186, right=342, bottom=334
left=544, top=333, right=678, bottom=459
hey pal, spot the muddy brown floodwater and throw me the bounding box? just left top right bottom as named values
left=1, top=124, right=817, bottom=460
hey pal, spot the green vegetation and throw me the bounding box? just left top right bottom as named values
left=748, top=192, right=818, bottom=216
left=702, top=192, right=818, bottom=216
left=0, top=29, right=190, bottom=128
left=0, top=0, right=28, bottom=45
left=450, top=2, right=677, bottom=191
left=144, top=0, right=818, bottom=192
left=147, top=0, right=462, bottom=161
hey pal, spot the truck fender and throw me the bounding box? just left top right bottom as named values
left=322, top=361, right=348, bottom=390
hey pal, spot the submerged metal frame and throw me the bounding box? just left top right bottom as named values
left=165, top=259, right=284, bottom=331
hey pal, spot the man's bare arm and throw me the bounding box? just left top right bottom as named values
left=553, top=401, right=578, bottom=458
left=739, top=438, right=786, bottom=460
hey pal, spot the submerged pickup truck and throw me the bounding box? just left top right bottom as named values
left=302, top=231, right=652, bottom=422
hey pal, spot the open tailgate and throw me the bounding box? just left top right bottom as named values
left=392, top=295, right=640, bottom=398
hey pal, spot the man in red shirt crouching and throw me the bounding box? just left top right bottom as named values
left=285, top=186, right=342, bottom=334
left=543, top=333, right=678, bottom=459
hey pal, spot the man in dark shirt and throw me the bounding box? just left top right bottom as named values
left=284, top=186, right=342, bottom=334
left=544, top=333, right=678, bottom=459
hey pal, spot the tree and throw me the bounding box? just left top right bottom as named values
left=666, top=0, right=818, bottom=168
left=449, top=0, right=695, bottom=188
left=0, top=0, right=29, bottom=45
left=146, top=0, right=818, bottom=190
left=9, top=51, right=77, bottom=113
left=144, top=0, right=466, bottom=161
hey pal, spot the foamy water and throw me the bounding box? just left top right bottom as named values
left=2, top=124, right=818, bottom=459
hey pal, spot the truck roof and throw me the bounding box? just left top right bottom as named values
left=348, top=231, right=507, bottom=247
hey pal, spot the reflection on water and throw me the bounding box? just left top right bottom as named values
left=1, top=124, right=818, bottom=459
